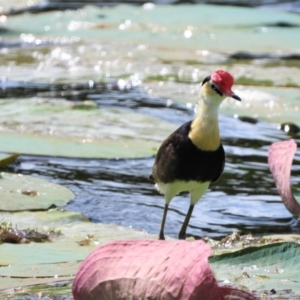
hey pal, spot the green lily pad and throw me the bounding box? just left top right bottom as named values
left=6, top=4, right=300, bottom=53
left=0, top=210, right=158, bottom=248
left=0, top=131, right=161, bottom=159
left=0, top=101, right=176, bottom=158
left=0, top=277, right=74, bottom=294
left=0, top=172, right=75, bottom=211
left=0, top=243, right=90, bottom=266
left=210, top=242, right=300, bottom=293
left=0, top=209, right=158, bottom=295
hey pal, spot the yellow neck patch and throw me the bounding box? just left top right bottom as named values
left=188, top=85, right=222, bottom=151
left=188, top=116, right=220, bottom=151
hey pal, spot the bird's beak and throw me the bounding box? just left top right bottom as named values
left=223, top=88, right=241, bottom=101
left=231, top=94, right=241, bottom=101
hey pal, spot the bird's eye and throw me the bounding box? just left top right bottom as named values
left=210, top=83, right=216, bottom=91
left=210, top=83, right=223, bottom=96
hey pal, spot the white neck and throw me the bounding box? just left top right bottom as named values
left=196, top=93, right=221, bottom=120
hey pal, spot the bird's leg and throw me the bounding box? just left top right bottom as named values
left=178, top=204, right=194, bottom=240
left=159, top=203, right=169, bottom=240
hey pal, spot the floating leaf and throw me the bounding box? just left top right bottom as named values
left=0, top=277, right=74, bottom=293
left=0, top=104, right=175, bottom=158
left=0, top=172, right=74, bottom=211
left=210, top=242, right=300, bottom=293
left=0, top=131, right=161, bottom=159
left=0, top=243, right=90, bottom=266
left=0, top=209, right=158, bottom=295
left=73, top=240, right=256, bottom=300
left=72, top=240, right=225, bottom=300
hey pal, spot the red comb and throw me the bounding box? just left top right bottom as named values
left=211, top=70, right=234, bottom=96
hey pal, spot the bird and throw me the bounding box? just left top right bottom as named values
left=149, top=69, right=241, bottom=240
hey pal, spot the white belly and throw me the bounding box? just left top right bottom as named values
left=155, top=180, right=210, bottom=205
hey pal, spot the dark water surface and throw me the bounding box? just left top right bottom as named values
left=2, top=86, right=300, bottom=239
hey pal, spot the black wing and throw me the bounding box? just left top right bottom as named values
left=150, top=121, right=225, bottom=184
left=150, top=129, right=181, bottom=183
left=211, top=155, right=225, bottom=183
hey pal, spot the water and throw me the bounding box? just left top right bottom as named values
left=1, top=2, right=300, bottom=300
left=0, top=1, right=300, bottom=241
left=2, top=85, right=300, bottom=239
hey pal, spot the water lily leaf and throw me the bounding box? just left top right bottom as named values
left=72, top=240, right=225, bottom=300
left=0, top=153, right=19, bottom=167
left=73, top=240, right=256, bottom=300
left=0, top=211, right=157, bottom=267
left=0, top=243, right=90, bottom=266
left=210, top=242, right=300, bottom=293
left=0, top=103, right=175, bottom=158
left=0, top=210, right=157, bottom=244
left=0, top=277, right=73, bottom=293
left=0, top=209, right=158, bottom=294
left=0, top=131, right=160, bottom=159
left=0, top=249, right=81, bottom=281
left=268, top=140, right=300, bottom=217
left=0, top=172, right=74, bottom=211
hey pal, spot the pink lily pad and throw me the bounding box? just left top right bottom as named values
left=72, top=240, right=223, bottom=300
left=268, top=139, right=300, bottom=217
left=72, top=240, right=256, bottom=300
